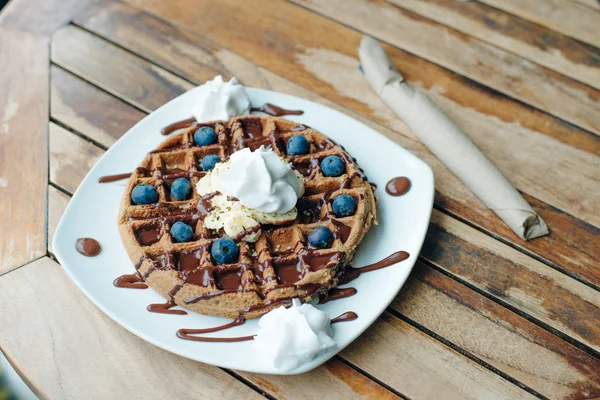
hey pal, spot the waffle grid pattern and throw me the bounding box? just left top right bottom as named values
left=118, top=115, right=377, bottom=319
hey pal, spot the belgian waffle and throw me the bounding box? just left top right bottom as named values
left=118, top=115, right=377, bottom=319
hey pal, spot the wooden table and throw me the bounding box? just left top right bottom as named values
left=0, top=0, right=599, bottom=398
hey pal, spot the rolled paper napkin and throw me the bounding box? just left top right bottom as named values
left=358, top=35, right=549, bottom=240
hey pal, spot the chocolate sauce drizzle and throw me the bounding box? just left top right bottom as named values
left=319, top=287, right=357, bottom=304
left=176, top=310, right=358, bottom=343
left=174, top=250, right=408, bottom=343
left=147, top=301, right=188, bottom=315
left=331, top=311, right=358, bottom=324
left=251, top=103, right=304, bottom=117
left=176, top=318, right=253, bottom=343
left=161, top=117, right=196, bottom=136
left=385, top=177, right=411, bottom=196
left=113, top=272, right=148, bottom=289
left=342, top=251, right=410, bottom=284
left=75, top=238, right=101, bottom=257
left=98, top=172, right=132, bottom=183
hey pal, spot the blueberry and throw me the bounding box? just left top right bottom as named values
left=131, top=184, right=158, bottom=205
left=170, top=177, right=192, bottom=201
left=320, top=155, right=345, bottom=177
left=202, top=154, right=221, bottom=171
left=211, top=238, right=240, bottom=264
left=194, top=126, right=218, bottom=146
left=332, top=194, right=356, bottom=217
left=287, top=135, right=309, bottom=156
left=171, top=221, right=194, bottom=243
left=308, top=226, right=334, bottom=249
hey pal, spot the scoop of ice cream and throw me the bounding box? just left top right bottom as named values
left=191, top=75, right=250, bottom=122
left=253, top=299, right=336, bottom=371
left=220, top=146, right=304, bottom=214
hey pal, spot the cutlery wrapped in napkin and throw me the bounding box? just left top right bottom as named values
left=358, top=35, right=548, bottom=240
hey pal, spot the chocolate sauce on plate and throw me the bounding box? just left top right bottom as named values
left=385, top=177, right=411, bottom=196
left=113, top=273, right=148, bottom=289
left=319, top=287, right=357, bottom=304
left=177, top=318, right=254, bottom=343
left=147, top=301, right=188, bottom=315
left=331, top=311, right=358, bottom=324
left=161, top=117, right=196, bottom=136
left=98, top=172, right=132, bottom=183
left=343, top=251, right=410, bottom=284
left=251, top=103, right=304, bottom=117
left=75, top=238, right=101, bottom=257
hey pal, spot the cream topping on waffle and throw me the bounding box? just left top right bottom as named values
left=196, top=147, right=305, bottom=242
left=221, top=146, right=304, bottom=213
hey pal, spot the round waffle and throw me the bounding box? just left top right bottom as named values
left=118, top=115, right=377, bottom=319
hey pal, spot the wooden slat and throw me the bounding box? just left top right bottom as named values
left=51, top=65, right=145, bottom=147
left=291, top=0, right=600, bottom=136
left=74, top=0, right=227, bottom=85
left=340, top=313, right=535, bottom=399
left=124, top=0, right=600, bottom=138
left=424, top=210, right=600, bottom=353
left=394, top=262, right=600, bottom=400
left=0, top=29, right=48, bottom=274
left=54, top=15, right=600, bottom=289
left=85, top=1, right=600, bottom=157
left=0, top=0, right=91, bottom=35
left=51, top=25, right=190, bottom=112
left=478, top=0, right=600, bottom=48
left=47, top=185, right=69, bottom=254
left=0, top=257, right=263, bottom=400
left=570, top=0, right=600, bottom=11
left=49, top=123, right=103, bottom=194
left=388, top=0, right=600, bottom=91
left=244, top=358, right=403, bottom=399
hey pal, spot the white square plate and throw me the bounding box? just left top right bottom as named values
left=53, top=86, right=434, bottom=374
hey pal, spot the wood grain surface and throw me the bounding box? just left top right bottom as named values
left=1, top=0, right=599, bottom=398
left=51, top=65, right=145, bottom=148
left=388, top=0, right=600, bottom=91
left=0, top=0, right=91, bottom=34
left=477, top=0, right=600, bottom=48
left=393, top=263, right=600, bottom=400
left=125, top=0, right=600, bottom=137
left=0, top=29, right=49, bottom=274
left=68, top=1, right=600, bottom=290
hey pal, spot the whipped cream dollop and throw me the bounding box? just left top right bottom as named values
left=196, top=147, right=304, bottom=242
left=254, top=299, right=336, bottom=371
left=221, top=147, right=303, bottom=214
left=191, top=75, right=251, bottom=122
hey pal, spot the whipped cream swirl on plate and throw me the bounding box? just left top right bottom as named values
left=254, top=299, right=336, bottom=371
left=191, top=75, right=251, bottom=122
